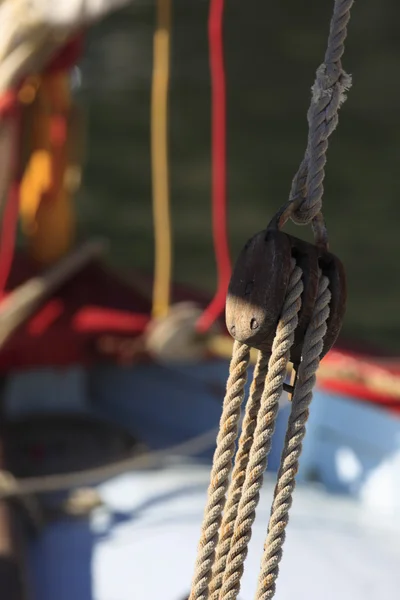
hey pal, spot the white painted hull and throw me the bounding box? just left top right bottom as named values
left=30, top=462, right=400, bottom=600
left=5, top=360, right=400, bottom=599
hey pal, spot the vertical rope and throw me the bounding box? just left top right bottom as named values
left=255, top=274, right=331, bottom=599
left=189, top=2, right=348, bottom=597
left=208, top=351, right=269, bottom=600
left=218, top=262, right=303, bottom=600
left=151, top=0, right=172, bottom=319
left=0, top=87, right=23, bottom=298
left=289, top=0, right=354, bottom=229
left=0, top=175, right=20, bottom=297
left=0, top=117, right=20, bottom=298
left=196, top=0, right=231, bottom=334
left=189, top=341, right=250, bottom=600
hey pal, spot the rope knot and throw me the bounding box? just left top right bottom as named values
left=311, top=63, right=352, bottom=109
left=289, top=62, right=352, bottom=227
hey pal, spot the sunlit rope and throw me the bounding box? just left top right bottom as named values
left=151, top=0, right=173, bottom=319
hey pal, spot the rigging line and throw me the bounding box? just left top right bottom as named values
left=151, top=0, right=173, bottom=319
left=0, top=96, right=22, bottom=299
left=0, top=425, right=220, bottom=500
left=196, top=0, right=231, bottom=334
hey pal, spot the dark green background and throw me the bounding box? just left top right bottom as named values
left=75, top=0, right=400, bottom=351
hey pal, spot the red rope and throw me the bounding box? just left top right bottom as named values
left=0, top=180, right=20, bottom=298
left=196, top=0, right=231, bottom=333
left=0, top=106, right=22, bottom=299
left=0, top=84, right=22, bottom=297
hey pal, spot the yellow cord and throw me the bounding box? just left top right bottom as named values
left=151, top=0, right=172, bottom=319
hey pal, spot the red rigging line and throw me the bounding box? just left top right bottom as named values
left=0, top=178, right=21, bottom=298
left=196, top=0, right=231, bottom=333
left=0, top=97, right=22, bottom=298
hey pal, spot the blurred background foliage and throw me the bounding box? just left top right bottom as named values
left=75, top=0, right=400, bottom=351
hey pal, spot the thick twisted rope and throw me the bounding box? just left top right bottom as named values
left=208, top=351, right=269, bottom=600
left=289, top=0, right=354, bottom=230
left=218, top=262, right=303, bottom=600
left=189, top=341, right=251, bottom=600
left=255, top=273, right=331, bottom=600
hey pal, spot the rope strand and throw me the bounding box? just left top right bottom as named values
left=208, top=351, right=269, bottom=600
left=255, top=274, right=331, bottom=600
left=151, top=0, right=173, bottom=318
left=218, top=262, right=303, bottom=600
left=289, top=0, right=354, bottom=230
left=196, top=0, right=231, bottom=333
left=189, top=341, right=250, bottom=600
left=189, top=3, right=348, bottom=597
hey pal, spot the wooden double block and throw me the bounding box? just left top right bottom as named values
left=225, top=228, right=347, bottom=364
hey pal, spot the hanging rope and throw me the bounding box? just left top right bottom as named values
left=189, top=341, right=250, bottom=600
left=151, top=0, right=173, bottom=319
left=196, top=0, right=231, bottom=333
left=218, top=263, right=303, bottom=600
left=0, top=174, right=20, bottom=297
left=0, top=116, right=21, bottom=298
left=189, top=0, right=353, bottom=598
left=0, top=86, right=24, bottom=298
left=255, top=273, right=330, bottom=600
left=287, top=0, right=354, bottom=244
left=208, top=351, right=269, bottom=600
left=208, top=263, right=302, bottom=600
left=150, top=0, right=231, bottom=338
left=189, top=261, right=303, bottom=600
